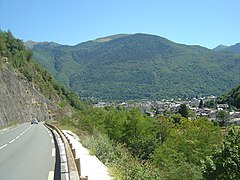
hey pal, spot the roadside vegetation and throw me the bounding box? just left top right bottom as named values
left=56, top=105, right=240, bottom=179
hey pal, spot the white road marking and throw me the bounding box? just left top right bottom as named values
left=51, top=139, right=54, bottom=144
left=4, top=125, right=32, bottom=147
left=52, top=148, right=56, bottom=157
left=48, top=171, right=54, bottom=180
left=9, top=139, right=15, bottom=144
left=0, top=144, right=7, bottom=150
left=0, top=123, right=25, bottom=134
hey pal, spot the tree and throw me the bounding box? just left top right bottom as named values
left=202, top=127, right=240, bottom=179
left=204, top=100, right=216, bottom=108
left=216, top=110, right=230, bottom=127
left=234, top=94, right=240, bottom=109
left=151, top=118, right=222, bottom=179
left=199, top=99, right=203, bottom=108
left=178, top=104, right=189, bottom=118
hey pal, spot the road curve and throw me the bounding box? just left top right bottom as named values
left=0, top=122, right=56, bottom=180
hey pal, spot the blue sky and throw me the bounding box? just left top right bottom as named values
left=0, top=0, right=239, bottom=49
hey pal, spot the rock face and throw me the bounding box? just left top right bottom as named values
left=0, top=68, right=58, bottom=126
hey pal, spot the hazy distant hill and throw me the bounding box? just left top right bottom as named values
left=213, top=43, right=240, bottom=54
left=27, top=33, right=240, bottom=100
left=226, top=43, right=240, bottom=54
left=213, top=45, right=228, bottom=52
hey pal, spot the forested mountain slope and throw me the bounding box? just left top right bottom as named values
left=27, top=33, right=240, bottom=100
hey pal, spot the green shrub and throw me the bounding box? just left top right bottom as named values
left=82, top=131, right=162, bottom=180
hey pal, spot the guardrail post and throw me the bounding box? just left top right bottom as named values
left=72, top=148, right=76, bottom=158
left=80, top=176, right=88, bottom=180
left=75, top=158, right=81, bottom=176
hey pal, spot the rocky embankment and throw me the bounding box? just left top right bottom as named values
left=0, top=68, right=58, bottom=126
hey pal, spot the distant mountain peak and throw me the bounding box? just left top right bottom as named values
left=213, top=45, right=228, bottom=51
left=24, top=40, right=60, bottom=49
left=93, top=34, right=131, bottom=43
left=213, top=43, right=240, bottom=54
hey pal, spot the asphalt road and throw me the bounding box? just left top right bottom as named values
left=0, top=122, right=56, bottom=180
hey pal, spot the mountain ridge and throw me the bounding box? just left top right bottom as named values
left=213, top=45, right=229, bottom=51
left=213, top=43, right=240, bottom=54
left=28, top=33, right=240, bottom=100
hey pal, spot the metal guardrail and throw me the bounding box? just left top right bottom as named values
left=44, top=123, right=88, bottom=180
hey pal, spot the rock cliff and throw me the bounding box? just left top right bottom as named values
left=0, top=67, right=58, bottom=126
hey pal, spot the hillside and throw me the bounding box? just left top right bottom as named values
left=213, top=43, right=240, bottom=54
left=217, top=83, right=240, bottom=109
left=0, top=31, right=83, bottom=126
left=213, top=45, right=228, bottom=51
left=28, top=33, right=240, bottom=100
left=226, top=43, right=240, bottom=54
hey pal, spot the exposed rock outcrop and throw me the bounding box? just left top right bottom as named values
left=0, top=68, right=58, bottom=126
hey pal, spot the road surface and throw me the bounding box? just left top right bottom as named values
left=0, top=122, right=56, bottom=180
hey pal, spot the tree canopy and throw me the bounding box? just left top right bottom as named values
left=202, top=127, right=240, bottom=179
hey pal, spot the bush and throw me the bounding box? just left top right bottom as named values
left=202, top=127, right=240, bottom=179
left=82, top=131, right=162, bottom=180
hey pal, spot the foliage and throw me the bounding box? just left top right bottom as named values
left=82, top=132, right=162, bottom=180
left=178, top=104, right=189, bottom=118
left=75, top=107, right=161, bottom=159
left=169, top=113, right=182, bottom=124
left=59, top=104, right=223, bottom=179
left=202, top=127, right=240, bottom=179
left=216, top=110, right=230, bottom=127
left=29, top=33, right=240, bottom=100
left=150, top=118, right=222, bottom=179
left=204, top=99, right=216, bottom=108
left=217, top=84, right=240, bottom=109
